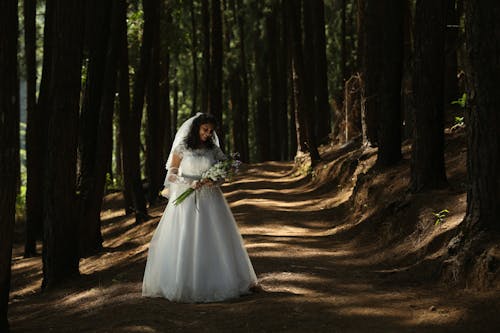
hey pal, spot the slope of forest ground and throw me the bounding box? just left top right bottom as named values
left=8, top=128, right=500, bottom=332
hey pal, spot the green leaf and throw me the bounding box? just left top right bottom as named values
left=451, top=93, right=467, bottom=108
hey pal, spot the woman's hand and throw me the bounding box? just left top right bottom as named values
left=199, top=179, right=215, bottom=188
left=191, top=179, right=214, bottom=190
left=203, top=180, right=215, bottom=187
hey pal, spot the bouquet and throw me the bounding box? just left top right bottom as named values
left=173, top=153, right=241, bottom=206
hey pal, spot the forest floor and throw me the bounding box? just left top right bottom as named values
left=8, top=129, right=500, bottom=332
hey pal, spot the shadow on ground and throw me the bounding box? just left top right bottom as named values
left=8, top=141, right=500, bottom=333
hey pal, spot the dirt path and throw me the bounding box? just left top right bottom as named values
left=8, top=162, right=500, bottom=332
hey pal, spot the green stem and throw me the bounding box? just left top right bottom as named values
left=173, top=188, right=195, bottom=205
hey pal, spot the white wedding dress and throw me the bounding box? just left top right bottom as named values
left=142, top=145, right=257, bottom=303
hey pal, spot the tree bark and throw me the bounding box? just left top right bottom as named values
left=145, top=0, right=163, bottom=205
left=0, top=1, right=19, bottom=329
left=24, top=0, right=42, bottom=258
left=160, top=53, right=171, bottom=156
left=443, top=1, right=500, bottom=285
left=160, top=4, right=172, bottom=159
left=173, top=82, right=179, bottom=131
left=340, top=0, right=347, bottom=105
left=90, top=0, right=119, bottom=246
left=235, top=0, right=250, bottom=162
left=311, top=0, right=330, bottom=143
left=444, top=0, right=459, bottom=105
left=188, top=0, right=199, bottom=115
left=402, top=0, right=414, bottom=140
left=227, top=0, right=243, bottom=160
left=267, top=3, right=281, bottom=161
left=210, top=0, right=224, bottom=147
left=128, top=0, right=154, bottom=223
left=288, top=66, right=297, bottom=160
left=462, top=1, right=500, bottom=234
left=302, top=0, right=316, bottom=147
left=376, top=1, right=404, bottom=167
left=77, top=0, right=113, bottom=257
left=360, top=0, right=381, bottom=146
left=201, top=0, right=210, bottom=115
left=284, top=1, right=296, bottom=160
left=114, top=113, right=123, bottom=181
left=278, top=1, right=289, bottom=161
left=345, top=0, right=356, bottom=81
left=411, top=0, right=447, bottom=191
left=254, top=4, right=270, bottom=162
left=39, top=0, right=85, bottom=289
left=356, top=0, right=365, bottom=72
left=287, top=0, right=320, bottom=162
left=117, top=0, right=134, bottom=215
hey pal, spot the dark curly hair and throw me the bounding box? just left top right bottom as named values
left=185, top=113, right=217, bottom=150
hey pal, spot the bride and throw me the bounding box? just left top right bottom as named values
left=142, top=113, right=258, bottom=303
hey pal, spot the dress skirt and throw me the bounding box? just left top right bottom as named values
left=142, top=184, right=257, bottom=303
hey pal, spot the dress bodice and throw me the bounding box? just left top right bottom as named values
left=176, top=145, right=226, bottom=179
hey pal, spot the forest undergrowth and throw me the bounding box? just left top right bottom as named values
left=313, top=128, right=499, bottom=290
left=7, top=127, right=500, bottom=332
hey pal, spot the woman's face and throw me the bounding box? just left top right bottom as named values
left=199, top=123, right=215, bottom=142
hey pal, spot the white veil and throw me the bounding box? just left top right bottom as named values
left=163, top=112, right=220, bottom=188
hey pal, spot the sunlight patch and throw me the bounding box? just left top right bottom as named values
left=259, top=272, right=328, bottom=296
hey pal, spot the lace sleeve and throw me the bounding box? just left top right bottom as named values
left=164, top=147, right=197, bottom=188
left=173, top=144, right=186, bottom=160
left=166, top=167, right=197, bottom=187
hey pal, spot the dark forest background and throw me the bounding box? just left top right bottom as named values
left=1, top=0, right=499, bottom=331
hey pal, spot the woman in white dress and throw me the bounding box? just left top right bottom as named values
left=142, top=113, right=258, bottom=303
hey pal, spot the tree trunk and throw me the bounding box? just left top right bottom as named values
left=356, top=0, right=365, bottom=72
left=201, top=0, right=210, bottom=115
left=288, top=74, right=297, bottom=160
left=402, top=0, right=414, bottom=140
left=376, top=1, right=404, bottom=167
left=128, top=0, right=154, bottom=224
left=173, top=82, right=179, bottom=131
left=145, top=0, right=163, bottom=205
left=210, top=0, right=224, bottom=147
left=160, top=54, right=171, bottom=156
left=302, top=0, right=316, bottom=148
left=190, top=0, right=199, bottom=115
left=117, top=0, right=134, bottom=215
left=462, top=1, right=500, bottom=234
left=0, top=1, right=19, bottom=329
left=228, top=67, right=241, bottom=155
left=285, top=0, right=320, bottom=162
left=287, top=0, right=320, bottom=162
left=360, top=0, right=381, bottom=146
left=90, top=0, right=119, bottom=247
left=160, top=5, right=172, bottom=159
left=267, top=3, right=281, bottom=161
left=303, top=0, right=331, bottom=145
left=254, top=5, right=270, bottom=162
left=114, top=113, right=123, bottom=181
left=77, top=0, right=113, bottom=257
left=236, top=0, right=250, bottom=162
left=24, top=0, right=42, bottom=258
left=340, top=0, right=347, bottom=105
left=443, top=1, right=500, bottom=286
left=40, top=0, right=85, bottom=289
left=284, top=3, right=297, bottom=160
left=444, top=0, right=459, bottom=106
left=346, top=0, right=356, bottom=80
left=411, top=0, right=447, bottom=191
left=227, top=0, right=242, bottom=159
left=311, top=0, right=330, bottom=144
left=278, top=1, right=289, bottom=161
